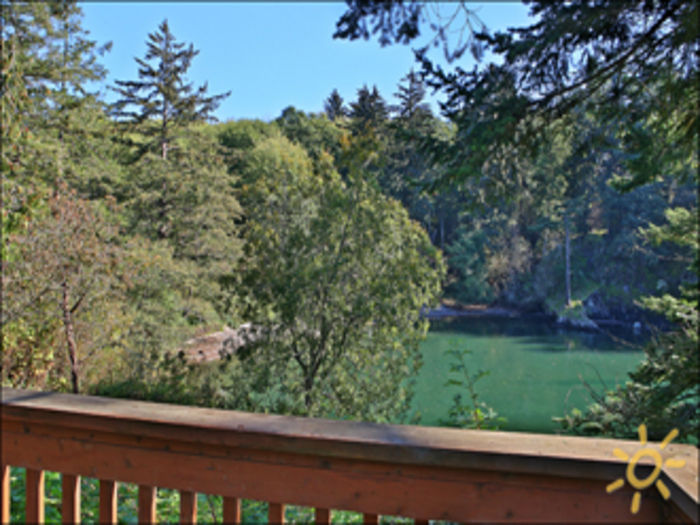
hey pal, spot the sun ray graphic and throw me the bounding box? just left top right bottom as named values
left=660, top=428, right=679, bottom=449
left=655, top=479, right=670, bottom=500
left=613, top=448, right=629, bottom=461
left=606, top=424, right=686, bottom=514
left=638, top=424, right=647, bottom=446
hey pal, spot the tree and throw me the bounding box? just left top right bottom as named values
left=334, top=1, right=698, bottom=187
left=349, top=84, right=389, bottom=134
left=1, top=2, right=138, bottom=393
left=232, top=135, right=444, bottom=421
left=2, top=184, right=127, bottom=393
left=393, top=69, right=430, bottom=121
left=111, top=19, right=229, bottom=160
left=1, top=1, right=111, bottom=161
left=324, top=89, right=347, bottom=121
left=275, top=106, right=346, bottom=168
left=118, top=125, right=244, bottom=330
left=109, top=23, right=242, bottom=322
left=1, top=1, right=113, bottom=227
left=556, top=206, right=699, bottom=443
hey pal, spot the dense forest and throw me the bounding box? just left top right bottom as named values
left=2, top=1, right=698, bottom=443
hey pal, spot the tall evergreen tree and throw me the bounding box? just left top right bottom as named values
left=394, top=69, right=430, bottom=121
left=349, top=84, right=389, bottom=134
left=1, top=1, right=111, bottom=185
left=324, top=89, right=347, bottom=121
left=111, top=19, right=229, bottom=160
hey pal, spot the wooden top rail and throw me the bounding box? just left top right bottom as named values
left=2, top=387, right=698, bottom=523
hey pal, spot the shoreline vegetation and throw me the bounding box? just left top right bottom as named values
left=425, top=299, right=658, bottom=333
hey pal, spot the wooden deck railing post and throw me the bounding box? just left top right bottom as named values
left=363, top=513, right=379, bottom=524
left=1, top=465, right=9, bottom=525
left=268, top=502, right=285, bottom=523
left=314, top=507, right=331, bottom=524
left=62, top=474, right=81, bottom=523
left=138, top=484, right=157, bottom=523
left=223, top=496, right=241, bottom=524
left=180, top=490, right=197, bottom=524
left=99, top=479, right=118, bottom=524
left=25, top=468, right=44, bottom=524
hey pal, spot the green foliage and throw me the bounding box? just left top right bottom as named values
left=231, top=135, right=444, bottom=421
left=349, top=84, right=389, bottom=135
left=555, top=325, right=699, bottom=445
left=444, top=227, right=494, bottom=304
left=111, top=19, right=229, bottom=160
left=215, top=118, right=279, bottom=151
left=440, top=348, right=505, bottom=430
left=275, top=106, right=346, bottom=169
left=336, top=1, right=698, bottom=188
left=214, top=118, right=281, bottom=175
left=324, top=88, right=347, bottom=121
left=1, top=185, right=128, bottom=392
left=556, top=206, right=699, bottom=444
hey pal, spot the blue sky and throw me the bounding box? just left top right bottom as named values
left=81, top=2, right=532, bottom=122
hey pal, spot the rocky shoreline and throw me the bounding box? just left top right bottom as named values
left=424, top=300, right=655, bottom=334
left=423, top=303, right=521, bottom=319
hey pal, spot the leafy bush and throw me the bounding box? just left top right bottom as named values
left=440, top=348, right=505, bottom=430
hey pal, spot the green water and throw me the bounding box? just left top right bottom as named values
left=412, top=317, right=647, bottom=433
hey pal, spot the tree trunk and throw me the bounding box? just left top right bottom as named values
left=564, top=214, right=572, bottom=307
left=304, top=377, right=313, bottom=409
left=61, top=281, right=80, bottom=394
left=161, top=100, right=168, bottom=160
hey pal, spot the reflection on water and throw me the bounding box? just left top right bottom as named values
left=414, top=316, right=648, bottom=433
left=428, top=316, right=648, bottom=352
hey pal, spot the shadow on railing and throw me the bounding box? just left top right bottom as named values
left=1, top=387, right=697, bottom=523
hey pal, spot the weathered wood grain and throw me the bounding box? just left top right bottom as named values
left=25, top=469, right=44, bottom=524
left=268, top=502, right=285, bottom=523
left=314, top=507, right=331, bottom=524
left=223, top=496, right=241, bottom=524
left=99, top=479, right=117, bottom=524
left=138, top=484, right=157, bottom=523
left=61, top=473, right=80, bottom=523
left=180, top=490, right=197, bottom=524
left=1, top=465, right=9, bottom=525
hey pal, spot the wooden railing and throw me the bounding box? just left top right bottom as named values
left=1, top=387, right=697, bottom=523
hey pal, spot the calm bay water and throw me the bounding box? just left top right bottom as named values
left=412, top=317, right=647, bottom=433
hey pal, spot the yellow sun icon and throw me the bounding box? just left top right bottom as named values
left=606, top=424, right=686, bottom=514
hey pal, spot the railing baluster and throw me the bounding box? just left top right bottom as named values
left=62, top=474, right=80, bottom=523
left=1, top=465, right=10, bottom=525
left=363, top=513, right=379, bottom=524
left=223, top=496, right=241, bottom=524
left=139, top=484, right=157, bottom=523
left=315, top=507, right=331, bottom=524
left=414, top=520, right=429, bottom=525
left=180, top=490, right=197, bottom=524
left=99, top=479, right=118, bottom=524
left=268, top=502, right=285, bottom=524
left=26, top=468, right=44, bottom=524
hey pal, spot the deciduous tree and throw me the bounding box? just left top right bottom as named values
left=233, top=135, right=444, bottom=421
